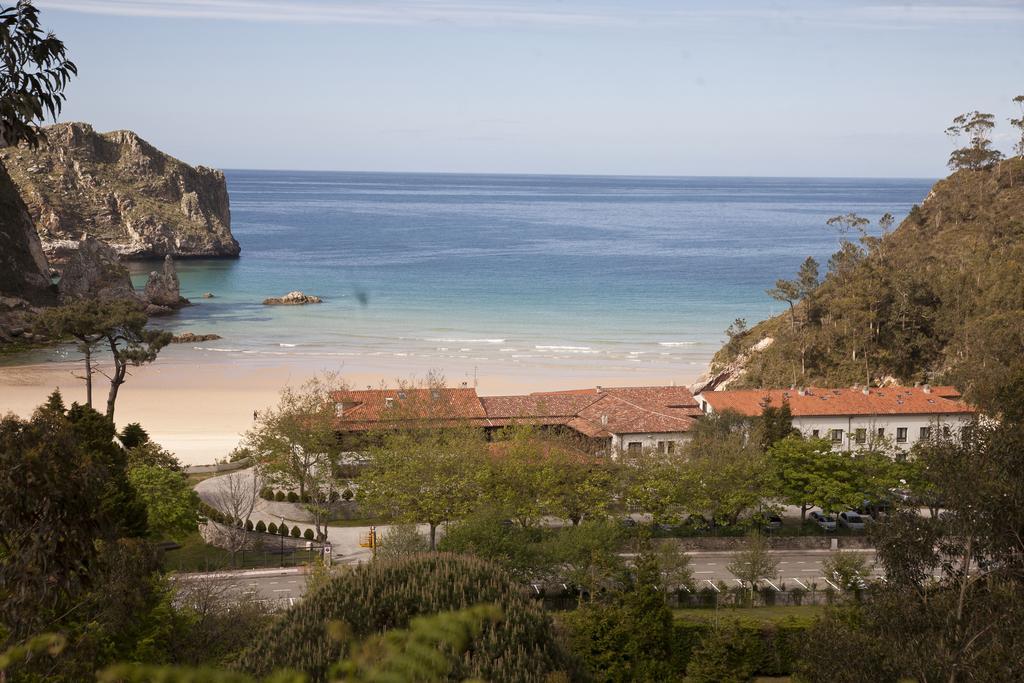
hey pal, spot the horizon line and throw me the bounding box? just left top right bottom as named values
left=218, top=166, right=940, bottom=182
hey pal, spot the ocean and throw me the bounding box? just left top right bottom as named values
left=68, top=171, right=934, bottom=387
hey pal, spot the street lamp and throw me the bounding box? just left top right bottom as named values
left=278, top=515, right=284, bottom=567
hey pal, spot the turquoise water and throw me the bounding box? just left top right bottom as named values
left=76, top=172, right=935, bottom=381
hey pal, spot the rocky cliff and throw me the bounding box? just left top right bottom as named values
left=0, top=122, right=240, bottom=260
left=0, top=162, right=56, bottom=342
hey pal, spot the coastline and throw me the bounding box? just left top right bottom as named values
left=0, top=351, right=705, bottom=466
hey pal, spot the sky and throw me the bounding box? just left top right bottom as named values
left=31, top=0, right=1024, bottom=177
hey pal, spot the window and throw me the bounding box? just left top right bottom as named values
left=830, top=429, right=844, bottom=444
left=896, top=427, right=908, bottom=443
left=942, top=425, right=951, bottom=438
left=877, top=427, right=885, bottom=438
left=657, top=441, right=666, bottom=453
left=919, top=426, right=931, bottom=440
left=811, top=429, right=820, bottom=438
left=627, top=442, right=642, bottom=453
left=855, top=428, right=867, bottom=444
left=657, top=440, right=676, bottom=454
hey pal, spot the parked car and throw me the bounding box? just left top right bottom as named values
left=683, top=514, right=711, bottom=532
left=838, top=511, right=866, bottom=530
left=809, top=511, right=837, bottom=531
left=761, top=514, right=783, bottom=531
left=618, top=517, right=638, bottom=528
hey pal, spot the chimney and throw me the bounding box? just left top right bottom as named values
left=862, top=387, right=870, bottom=395
left=797, top=387, right=806, bottom=396
left=461, top=381, right=468, bottom=388
left=385, top=397, right=394, bottom=409
left=600, top=415, right=608, bottom=426
left=923, top=384, right=931, bottom=394
left=596, top=385, right=603, bottom=394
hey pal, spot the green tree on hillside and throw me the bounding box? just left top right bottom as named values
left=946, top=110, right=1003, bottom=170
left=1012, top=94, right=1024, bottom=157
left=0, top=0, right=77, bottom=148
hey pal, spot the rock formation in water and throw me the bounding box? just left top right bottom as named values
left=0, top=122, right=240, bottom=261
left=263, top=291, right=323, bottom=305
left=143, top=255, right=184, bottom=308
left=170, top=332, right=222, bottom=343
left=57, top=236, right=189, bottom=316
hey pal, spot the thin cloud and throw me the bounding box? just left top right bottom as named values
left=35, top=0, right=1024, bottom=27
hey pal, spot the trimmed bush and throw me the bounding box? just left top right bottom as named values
left=255, top=520, right=267, bottom=533
left=278, top=523, right=289, bottom=536
left=275, top=491, right=286, bottom=502
left=290, top=525, right=301, bottom=538
left=328, top=489, right=340, bottom=503
left=341, top=488, right=354, bottom=501
left=259, top=486, right=274, bottom=500
left=303, top=528, right=315, bottom=540
left=245, top=519, right=254, bottom=531
left=267, top=522, right=278, bottom=535
left=235, top=554, right=572, bottom=682
left=286, top=491, right=300, bottom=503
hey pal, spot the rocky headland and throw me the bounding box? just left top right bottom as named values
left=0, top=122, right=240, bottom=262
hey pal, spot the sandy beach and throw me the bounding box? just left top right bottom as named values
left=0, top=353, right=703, bottom=466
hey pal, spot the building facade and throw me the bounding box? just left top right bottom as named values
left=694, top=385, right=975, bottom=452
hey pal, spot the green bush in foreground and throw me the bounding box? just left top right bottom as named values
left=235, top=553, right=572, bottom=682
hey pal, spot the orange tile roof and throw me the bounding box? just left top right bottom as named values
left=697, top=386, right=975, bottom=417
left=334, top=385, right=701, bottom=436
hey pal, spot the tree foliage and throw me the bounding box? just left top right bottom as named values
left=0, top=0, right=76, bottom=148
left=235, top=554, right=571, bottom=682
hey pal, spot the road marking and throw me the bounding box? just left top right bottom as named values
left=288, top=580, right=297, bottom=584
left=796, top=561, right=806, bottom=564
left=704, top=579, right=720, bottom=592
left=706, top=563, right=716, bottom=566
left=791, top=578, right=810, bottom=590
left=268, top=581, right=277, bottom=585
left=822, top=577, right=841, bottom=590
left=733, top=579, right=745, bottom=587
left=248, top=583, right=258, bottom=586
left=801, top=569, right=817, bottom=573
left=695, top=571, right=714, bottom=574
left=779, top=561, right=788, bottom=565
left=273, top=589, right=290, bottom=593
left=763, top=579, right=782, bottom=592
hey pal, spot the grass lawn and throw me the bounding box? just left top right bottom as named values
left=673, top=604, right=825, bottom=626
left=161, top=531, right=317, bottom=572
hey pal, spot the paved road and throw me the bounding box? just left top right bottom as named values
left=175, top=549, right=884, bottom=607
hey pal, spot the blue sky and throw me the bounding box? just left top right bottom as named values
left=33, top=0, right=1024, bottom=177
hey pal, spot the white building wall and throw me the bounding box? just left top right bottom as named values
left=791, top=413, right=974, bottom=451
left=612, top=432, right=690, bottom=454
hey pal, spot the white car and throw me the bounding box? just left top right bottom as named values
left=838, top=511, right=866, bottom=530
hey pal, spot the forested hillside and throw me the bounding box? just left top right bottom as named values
left=708, top=155, right=1024, bottom=414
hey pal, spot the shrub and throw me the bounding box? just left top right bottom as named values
left=274, top=491, right=285, bottom=502
left=328, top=489, right=340, bottom=503
left=259, top=486, right=274, bottom=500
left=304, top=528, right=315, bottom=540
left=267, top=522, right=278, bottom=534
left=684, top=620, right=763, bottom=683
left=290, top=525, right=301, bottom=538
left=286, top=491, right=299, bottom=503
left=278, top=523, right=289, bottom=536
left=255, top=520, right=267, bottom=533
left=235, top=554, right=572, bottom=682
left=341, top=488, right=353, bottom=501
left=376, top=524, right=428, bottom=561
left=245, top=519, right=254, bottom=531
